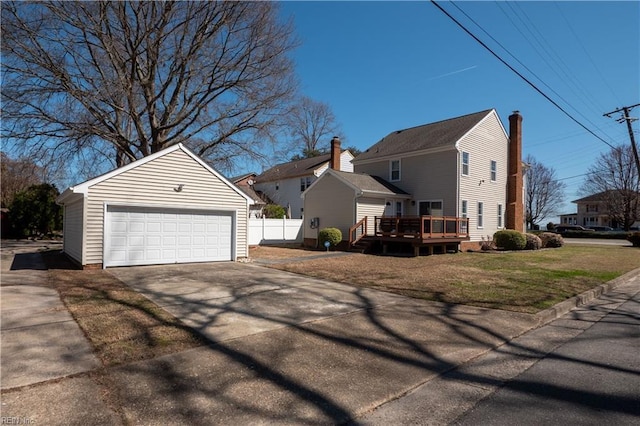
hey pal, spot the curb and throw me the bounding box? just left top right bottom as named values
left=534, top=267, right=640, bottom=326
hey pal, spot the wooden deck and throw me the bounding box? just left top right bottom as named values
left=374, top=215, right=469, bottom=241
left=349, top=215, right=469, bottom=255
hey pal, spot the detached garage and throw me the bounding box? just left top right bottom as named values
left=57, top=144, right=252, bottom=269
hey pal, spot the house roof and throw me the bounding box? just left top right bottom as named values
left=573, top=191, right=609, bottom=203
left=572, top=190, right=640, bottom=203
left=354, top=109, right=495, bottom=162
left=56, top=143, right=254, bottom=205
left=230, top=172, right=257, bottom=183
left=303, top=169, right=410, bottom=200
left=331, top=170, right=409, bottom=196
left=256, top=151, right=352, bottom=183
left=235, top=185, right=266, bottom=205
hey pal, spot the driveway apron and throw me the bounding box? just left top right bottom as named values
left=108, top=262, right=408, bottom=342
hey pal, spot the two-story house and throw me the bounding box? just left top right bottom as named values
left=253, top=139, right=354, bottom=219
left=302, top=109, right=525, bottom=253
left=561, top=190, right=640, bottom=230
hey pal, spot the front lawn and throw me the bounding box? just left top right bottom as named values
left=267, top=245, right=640, bottom=313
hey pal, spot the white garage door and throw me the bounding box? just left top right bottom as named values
left=105, top=206, right=233, bottom=267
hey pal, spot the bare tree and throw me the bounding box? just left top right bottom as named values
left=580, top=144, right=640, bottom=230
left=525, top=155, right=566, bottom=229
left=283, top=96, right=341, bottom=159
left=0, top=153, right=45, bottom=208
left=1, top=1, right=298, bottom=175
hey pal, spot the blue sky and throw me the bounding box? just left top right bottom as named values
left=275, top=1, right=640, bottom=220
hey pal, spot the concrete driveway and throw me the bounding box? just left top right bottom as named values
left=105, top=261, right=545, bottom=424
left=108, top=261, right=409, bottom=342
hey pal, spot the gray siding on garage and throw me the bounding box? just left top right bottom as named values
left=84, top=149, right=248, bottom=265
left=62, top=199, right=84, bottom=264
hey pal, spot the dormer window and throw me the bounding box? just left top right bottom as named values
left=390, top=159, right=401, bottom=181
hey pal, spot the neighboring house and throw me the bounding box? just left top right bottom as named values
left=302, top=109, right=525, bottom=252
left=559, top=213, right=578, bottom=226
left=231, top=173, right=267, bottom=218
left=56, top=143, right=253, bottom=269
left=569, top=190, right=640, bottom=229
left=254, top=137, right=354, bottom=219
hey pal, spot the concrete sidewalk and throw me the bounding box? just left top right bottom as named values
left=1, top=242, right=100, bottom=390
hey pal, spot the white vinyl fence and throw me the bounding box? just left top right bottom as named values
left=248, top=217, right=303, bottom=245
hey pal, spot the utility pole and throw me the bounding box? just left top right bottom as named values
left=604, top=103, right=640, bottom=178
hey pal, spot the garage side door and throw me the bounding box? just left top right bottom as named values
left=105, top=206, right=233, bottom=267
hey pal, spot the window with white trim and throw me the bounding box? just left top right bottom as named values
left=390, top=159, right=401, bottom=181
left=477, top=202, right=484, bottom=228
left=300, top=176, right=312, bottom=191
left=497, top=203, right=503, bottom=228
left=490, top=160, right=497, bottom=182
left=461, top=200, right=468, bottom=233
left=395, top=201, right=403, bottom=217
left=462, top=152, right=469, bottom=176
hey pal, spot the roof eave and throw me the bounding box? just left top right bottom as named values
left=56, top=186, right=86, bottom=205
left=360, top=190, right=411, bottom=199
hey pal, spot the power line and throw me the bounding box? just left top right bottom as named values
left=508, top=1, right=606, bottom=118
left=430, top=0, right=617, bottom=150
left=554, top=2, right=623, bottom=107
left=449, top=2, right=599, bottom=131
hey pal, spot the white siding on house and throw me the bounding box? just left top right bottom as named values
left=254, top=178, right=307, bottom=219
left=315, top=151, right=355, bottom=176
left=356, top=197, right=386, bottom=235
left=458, top=113, right=509, bottom=242
left=85, top=150, right=248, bottom=265
left=303, top=173, right=355, bottom=242
left=63, top=199, right=84, bottom=264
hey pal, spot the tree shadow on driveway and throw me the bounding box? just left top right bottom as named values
left=104, top=262, right=640, bottom=424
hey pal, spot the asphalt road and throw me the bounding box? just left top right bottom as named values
left=563, top=237, right=632, bottom=246
left=453, top=286, right=640, bottom=426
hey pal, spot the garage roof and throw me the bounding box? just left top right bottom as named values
left=56, top=143, right=254, bottom=205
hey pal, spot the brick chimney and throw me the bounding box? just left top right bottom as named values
left=506, top=111, right=524, bottom=232
left=330, top=136, right=341, bottom=170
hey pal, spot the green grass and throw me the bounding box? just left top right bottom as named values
left=270, top=244, right=640, bottom=313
